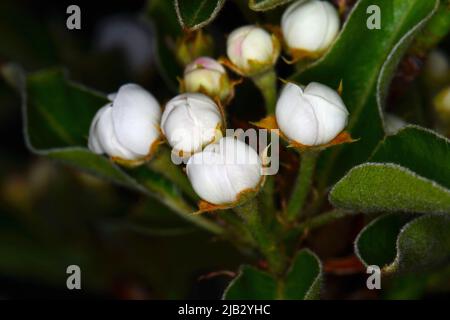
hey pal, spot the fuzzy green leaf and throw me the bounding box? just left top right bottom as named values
left=291, top=0, right=439, bottom=187
left=175, top=0, right=225, bottom=31
left=248, top=0, right=295, bottom=11
left=330, top=163, right=450, bottom=214
left=330, top=126, right=450, bottom=213
left=223, top=265, right=277, bottom=299
left=356, top=214, right=450, bottom=273
left=283, top=249, right=322, bottom=299
left=224, top=249, right=322, bottom=299
left=371, top=126, right=450, bottom=190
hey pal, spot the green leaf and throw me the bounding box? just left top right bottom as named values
left=371, top=126, right=450, bottom=190
left=223, top=265, right=278, bottom=299
left=145, top=0, right=182, bottom=91
left=175, top=0, right=225, bottom=31
left=355, top=214, right=416, bottom=268
left=291, top=0, right=439, bottom=187
left=356, top=214, right=450, bottom=273
left=223, top=249, right=322, bottom=299
left=330, top=163, right=450, bottom=214
left=248, top=0, right=295, bottom=11
left=283, top=249, right=322, bottom=299
left=18, top=67, right=222, bottom=234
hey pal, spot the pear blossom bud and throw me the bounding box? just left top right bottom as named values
left=183, top=57, right=232, bottom=103
left=226, top=25, right=280, bottom=76
left=276, top=82, right=349, bottom=146
left=161, top=93, right=224, bottom=157
left=434, top=86, right=450, bottom=123
left=282, top=0, right=340, bottom=56
left=186, top=137, right=262, bottom=205
left=424, top=50, right=449, bottom=84
left=88, top=84, right=161, bottom=162
left=175, top=30, right=214, bottom=66
left=384, top=113, right=407, bottom=135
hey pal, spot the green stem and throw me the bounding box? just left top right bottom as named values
left=286, top=151, right=318, bottom=222
left=252, top=68, right=277, bottom=114
left=297, top=209, right=355, bottom=232
left=234, top=198, right=285, bottom=275
left=147, top=146, right=198, bottom=200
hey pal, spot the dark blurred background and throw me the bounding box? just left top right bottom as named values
left=0, top=0, right=250, bottom=299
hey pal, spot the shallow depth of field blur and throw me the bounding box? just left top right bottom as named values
left=0, top=0, right=449, bottom=299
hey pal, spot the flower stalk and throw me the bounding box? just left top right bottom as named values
left=234, top=197, right=285, bottom=274
left=252, top=68, right=278, bottom=114
left=286, top=151, right=318, bottom=222
left=147, top=145, right=198, bottom=201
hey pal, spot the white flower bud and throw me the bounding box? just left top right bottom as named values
left=226, top=25, right=280, bottom=75
left=183, top=57, right=232, bottom=103
left=424, top=50, right=449, bottom=83
left=276, top=82, right=349, bottom=146
left=161, top=93, right=224, bottom=157
left=384, top=113, right=407, bottom=135
left=186, top=137, right=262, bottom=205
left=434, top=86, right=450, bottom=122
left=282, top=0, right=340, bottom=56
left=88, top=84, right=161, bottom=162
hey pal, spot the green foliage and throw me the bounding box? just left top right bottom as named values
left=175, top=0, right=226, bottom=31
left=330, top=126, right=450, bottom=213
left=330, top=163, right=450, bottom=213
left=356, top=214, right=450, bottom=274
left=248, top=0, right=295, bottom=11
left=371, top=126, right=450, bottom=190
left=224, top=249, right=322, bottom=299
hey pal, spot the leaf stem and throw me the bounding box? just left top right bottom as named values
left=147, top=145, right=198, bottom=200
left=251, top=68, right=277, bottom=114
left=297, top=209, right=355, bottom=232
left=234, top=197, right=285, bottom=275
left=286, top=151, right=318, bottom=222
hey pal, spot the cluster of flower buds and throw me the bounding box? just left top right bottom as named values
left=88, top=0, right=347, bottom=208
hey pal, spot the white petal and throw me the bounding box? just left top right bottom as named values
left=304, top=82, right=348, bottom=113
left=88, top=104, right=110, bottom=154
left=227, top=25, right=254, bottom=69
left=112, top=83, right=161, bottom=155
left=95, top=106, right=140, bottom=159
left=276, top=83, right=319, bottom=145
left=282, top=0, right=339, bottom=52
left=184, top=69, right=222, bottom=94
left=161, top=93, right=222, bottom=154
left=241, top=27, right=273, bottom=66
left=305, top=94, right=348, bottom=145
left=187, top=137, right=262, bottom=205
left=185, top=56, right=225, bottom=74
left=187, top=151, right=236, bottom=204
